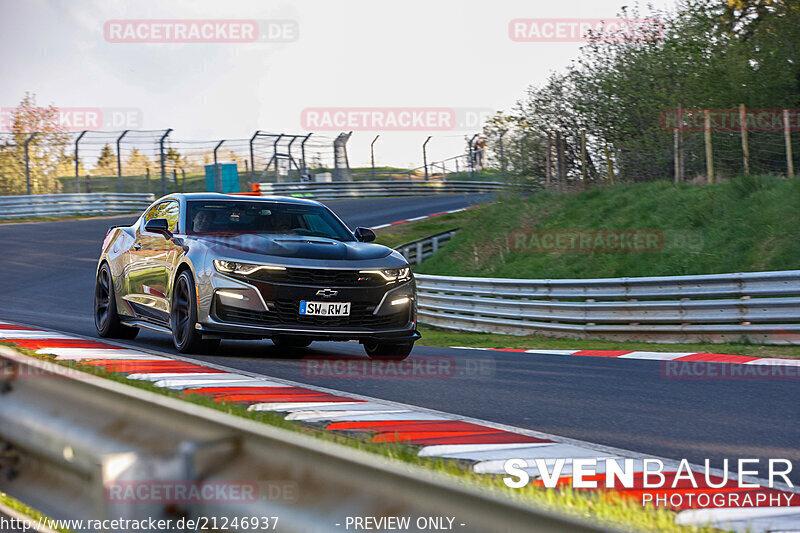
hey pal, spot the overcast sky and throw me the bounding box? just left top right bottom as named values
left=0, top=0, right=676, bottom=168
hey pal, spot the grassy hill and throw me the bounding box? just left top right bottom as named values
left=414, top=175, right=800, bottom=279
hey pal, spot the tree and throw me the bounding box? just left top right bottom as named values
left=92, top=144, right=117, bottom=176
left=0, top=92, right=68, bottom=194
left=125, top=148, right=151, bottom=176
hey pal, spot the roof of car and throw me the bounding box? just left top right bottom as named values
left=162, top=192, right=323, bottom=206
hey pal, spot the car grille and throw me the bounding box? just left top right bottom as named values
left=241, top=267, right=385, bottom=287
left=215, top=299, right=409, bottom=330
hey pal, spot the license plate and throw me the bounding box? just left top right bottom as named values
left=299, top=301, right=351, bottom=316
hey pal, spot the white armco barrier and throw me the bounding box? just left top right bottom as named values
left=254, top=180, right=519, bottom=200
left=0, top=193, right=154, bottom=219
left=415, top=270, right=800, bottom=344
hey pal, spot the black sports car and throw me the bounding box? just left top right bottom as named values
left=94, top=193, right=419, bottom=358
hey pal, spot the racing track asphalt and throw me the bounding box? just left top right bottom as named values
left=0, top=192, right=797, bottom=484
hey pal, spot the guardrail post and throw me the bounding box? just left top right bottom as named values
left=24, top=133, right=37, bottom=195
left=213, top=140, right=225, bottom=193
left=116, top=130, right=130, bottom=193
left=159, top=128, right=172, bottom=196
left=74, top=130, right=87, bottom=193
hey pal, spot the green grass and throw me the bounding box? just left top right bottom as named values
left=417, top=325, right=800, bottom=359
left=0, top=341, right=716, bottom=532
left=374, top=210, right=470, bottom=249
left=0, top=491, right=75, bottom=533
left=414, top=175, right=800, bottom=278
left=56, top=172, right=251, bottom=195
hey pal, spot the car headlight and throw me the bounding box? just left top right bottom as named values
left=360, top=267, right=411, bottom=283
left=214, top=260, right=285, bottom=276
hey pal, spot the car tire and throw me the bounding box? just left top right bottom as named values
left=363, top=341, right=414, bottom=360
left=272, top=336, right=313, bottom=348
left=94, top=263, right=139, bottom=339
left=171, top=270, right=220, bottom=354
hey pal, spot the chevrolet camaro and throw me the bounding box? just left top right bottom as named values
left=94, top=193, right=419, bottom=358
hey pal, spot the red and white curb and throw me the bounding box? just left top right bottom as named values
left=450, top=346, right=800, bottom=366
left=1, top=320, right=798, bottom=532
left=371, top=206, right=478, bottom=230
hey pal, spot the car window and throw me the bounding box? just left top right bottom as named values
left=186, top=200, right=354, bottom=241
left=143, top=200, right=180, bottom=232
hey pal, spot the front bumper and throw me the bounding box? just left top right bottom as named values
left=200, top=270, right=419, bottom=343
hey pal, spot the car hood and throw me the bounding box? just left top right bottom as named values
left=189, top=234, right=393, bottom=261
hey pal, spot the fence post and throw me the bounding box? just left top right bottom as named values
left=74, top=130, right=87, bottom=193
left=23, top=133, right=38, bottom=195
left=704, top=109, right=714, bottom=183
left=739, top=104, right=749, bottom=175
left=300, top=133, right=312, bottom=180
left=213, top=140, right=225, bottom=192
left=468, top=134, right=478, bottom=179
left=603, top=143, right=615, bottom=184
left=271, top=134, right=283, bottom=182
left=499, top=129, right=507, bottom=181
left=371, top=135, right=379, bottom=181
left=159, top=128, right=172, bottom=196
left=423, top=136, right=431, bottom=181
left=580, top=129, right=587, bottom=187
left=115, top=130, right=130, bottom=193
left=784, top=109, right=795, bottom=178
left=249, top=130, right=261, bottom=184
left=146, top=167, right=151, bottom=193
left=545, top=132, right=552, bottom=187
left=333, top=131, right=353, bottom=181
left=673, top=104, right=683, bottom=183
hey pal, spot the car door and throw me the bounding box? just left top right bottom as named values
left=126, top=200, right=182, bottom=324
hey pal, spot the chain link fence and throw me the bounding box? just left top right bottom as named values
left=0, top=129, right=509, bottom=196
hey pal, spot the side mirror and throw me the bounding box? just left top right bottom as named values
left=354, top=227, right=376, bottom=243
left=144, top=218, right=172, bottom=239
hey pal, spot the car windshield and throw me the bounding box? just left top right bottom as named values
left=186, top=200, right=355, bottom=241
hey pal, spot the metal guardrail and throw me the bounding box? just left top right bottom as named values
left=255, top=180, right=518, bottom=200
left=415, top=270, right=800, bottom=344
left=396, top=229, right=459, bottom=266
left=0, top=193, right=155, bottom=219
left=0, top=347, right=606, bottom=533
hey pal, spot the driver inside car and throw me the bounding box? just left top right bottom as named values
left=271, top=210, right=294, bottom=233
left=192, top=210, right=214, bottom=232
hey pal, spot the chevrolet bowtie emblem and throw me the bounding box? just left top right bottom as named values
left=315, top=288, right=338, bottom=298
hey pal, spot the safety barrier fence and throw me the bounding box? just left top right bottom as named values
left=0, top=347, right=602, bottom=533
left=396, top=229, right=459, bottom=266
left=254, top=180, right=518, bottom=200
left=414, top=270, right=800, bottom=344
left=0, top=193, right=154, bottom=219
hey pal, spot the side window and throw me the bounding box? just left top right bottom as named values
left=143, top=201, right=180, bottom=232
